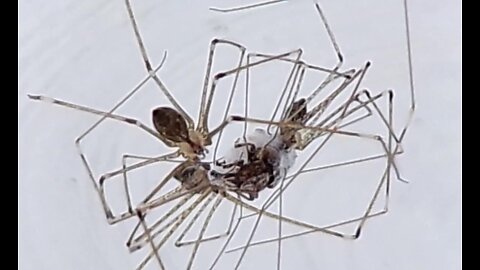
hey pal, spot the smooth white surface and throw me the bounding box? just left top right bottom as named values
left=19, top=0, right=461, bottom=269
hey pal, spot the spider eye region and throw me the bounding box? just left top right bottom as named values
left=152, top=107, right=190, bottom=143
left=187, top=131, right=208, bottom=156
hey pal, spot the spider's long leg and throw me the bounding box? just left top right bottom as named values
left=131, top=190, right=231, bottom=265
left=219, top=61, right=368, bottom=149
left=236, top=53, right=353, bottom=141
left=27, top=95, right=174, bottom=147
left=253, top=51, right=303, bottom=134
left=204, top=43, right=247, bottom=163
left=234, top=48, right=308, bottom=147
left=137, top=211, right=165, bottom=270
left=136, top=191, right=214, bottom=269
left=207, top=190, right=383, bottom=267
left=377, top=0, right=417, bottom=183
left=206, top=48, right=304, bottom=140
left=99, top=152, right=178, bottom=191
left=246, top=53, right=353, bottom=129
left=127, top=190, right=198, bottom=252
left=221, top=192, right=388, bottom=245
left=304, top=89, right=397, bottom=149
left=355, top=89, right=407, bottom=183
left=98, top=151, right=179, bottom=224
left=118, top=155, right=188, bottom=212
left=209, top=1, right=346, bottom=69
left=42, top=60, right=165, bottom=226
left=206, top=49, right=303, bottom=141
left=211, top=51, right=313, bottom=161
left=246, top=53, right=350, bottom=77
left=213, top=49, right=302, bottom=82
left=245, top=1, right=347, bottom=131
left=126, top=185, right=190, bottom=248
left=276, top=169, right=286, bottom=269
left=175, top=201, right=239, bottom=247
left=310, top=90, right=375, bottom=137
left=357, top=90, right=400, bottom=145
left=305, top=89, right=404, bottom=186
left=140, top=160, right=193, bottom=204
left=107, top=154, right=180, bottom=216
left=226, top=210, right=387, bottom=253
left=134, top=192, right=213, bottom=264
left=285, top=1, right=347, bottom=128
left=275, top=61, right=306, bottom=130
left=28, top=93, right=182, bottom=225
left=307, top=88, right=406, bottom=182
left=223, top=193, right=349, bottom=238
left=242, top=54, right=252, bottom=140
left=131, top=189, right=213, bottom=251
left=197, top=39, right=246, bottom=135
left=124, top=0, right=194, bottom=128
left=210, top=0, right=288, bottom=13
left=349, top=84, right=396, bottom=239
left=297, top=61, right=369, bottom=136
left=401, top=0, right=416, bottom=131
left=300, top=67, right=359, bottom=125
left=211, top=1, right=348, bottom=129
left=209, top=208, right=243, bottom=269
left=314, top=2, right=343, bottom=64
left=210, top=49, right=351, bottom=121
left=186, top=195, right=223, bottom=269
left=121, top=154, right=163, bottom=214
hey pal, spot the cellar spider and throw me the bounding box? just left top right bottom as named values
left=119, top=0, right=416, bottom=269
left=28, top=0, right=415, bottom=268
left=204, top=1, right=416, bottom=269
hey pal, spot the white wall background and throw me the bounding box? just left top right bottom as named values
left=19, top=0, right=461, bottom=269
